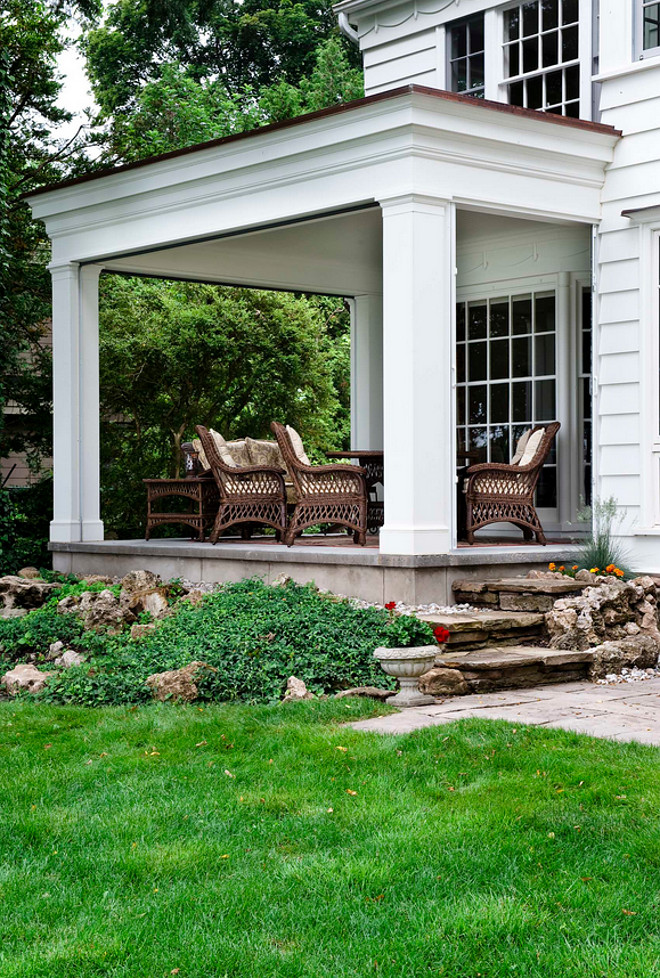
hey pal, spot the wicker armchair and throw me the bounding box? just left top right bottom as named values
left=463, top=421, right=560, bottom=545
left=271, top=422, right=368, bottom=546
left=195, top=425, right=286, bottom=543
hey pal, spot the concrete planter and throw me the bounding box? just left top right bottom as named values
left=373, top=645, right=437, bottom=707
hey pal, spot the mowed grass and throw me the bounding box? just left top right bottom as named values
left=2, top=701, right=660, bottom=978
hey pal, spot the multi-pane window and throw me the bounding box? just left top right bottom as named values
left=456, top=291, right=558, bottom=507
left=447, top=14, right=485, bottom=97
left=641, top=1, right=660, bottom=54
left=503, top=0, right=580, bottom=118
left=579, top=287, right=592, bottom=505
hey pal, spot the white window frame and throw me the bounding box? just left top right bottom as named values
left=641, top=225, right=660, bottom=528
left=635, top=0, right=660, bottom=60
left=495, top=0, right=593, bottom=121
left=445, top=11, right=487, bottom=98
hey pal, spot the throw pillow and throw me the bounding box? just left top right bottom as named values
left=226, top=439, right=251, bottom=467
left=518, top=427, right=545, bottom=466
left=285, top=425, right=311, bottom=466
left=209, top=429, right=238, bottom=467
left=192, top=437, right=210, bottom=471
left=511, top=429, right=531, bottom=465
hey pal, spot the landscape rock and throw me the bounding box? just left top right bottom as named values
left=47, top=641, right=65, bottom=661
left=588, top=636, right=659, bottom=680
left=54, top=650, right=85, bottom=669
left=546, top=576, right=660, bottom=651
left=283, top=676, right=315, bottom=701
left=59, top=588, right=128, bottom=633
left=271, top=573, right=293, bottom=588
left=17, top=567, right=42, bottom=580
left=575, top=569, right=597, bottom=583
left=178, top=589, right=205, bottom=608
left=130, top=622, right=157, bottom=640
left=145, top=661, right=216, bottom=702
left=81, top=575, right=115, bottom=586
left=121, top=586, right=170, bottom=620
left=418, top=667, right=471, bottom=697
left=2, top=663, right=52, bottom=696
left=1, top=608, right=28, bottom=619
left=335, top=686, right=392, bottom=701
left=0, top=575, right=57, bottom=611
left=120, top=569, right=161, bottom=594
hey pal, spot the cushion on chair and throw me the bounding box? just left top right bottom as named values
left=209, top=429, right=239, bottom=467
left=285, top=425, right=311, bottom=466
left=510, top=429, right=531, bottom=465
left=225, top=439, right=251, bottom=466
left=192, top=437, right=210, bottom=471
left=518, top=427, right=545, bottom=466
left=246, top=437, right=287, bottom=472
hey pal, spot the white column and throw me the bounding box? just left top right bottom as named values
left=50, top=263, right=82, bottom=542
left=49, top=262, right=104, bottom=543
left=80, top=265, right=104, bottom=541
left=350, top=294, right=383, bottom=450
left=378, top=194, right=455, bottom=555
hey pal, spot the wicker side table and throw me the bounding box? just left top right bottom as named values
left=144, top=478, right=219, bottom=542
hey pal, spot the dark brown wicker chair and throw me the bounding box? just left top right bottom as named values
left=463, top=421, right=560, bottom=545
left=271, top=422, right=368, bottom=546
left=195, top=425, right=286, bottom=543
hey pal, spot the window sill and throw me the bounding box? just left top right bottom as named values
left=593, top=55, right=660, bottom=84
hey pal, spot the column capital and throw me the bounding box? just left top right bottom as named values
left=48, top=260, right=79, bottom=280
left=378, top=193, right=453, bottom=215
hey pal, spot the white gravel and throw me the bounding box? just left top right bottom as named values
left=596, top=667, right=660, bottom=685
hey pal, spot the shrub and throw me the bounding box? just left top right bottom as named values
left=0, top=480, right=51, bottom=575
left=2, top=578, right=401, bottom=705
left=577, top=496, right=632, bottom=578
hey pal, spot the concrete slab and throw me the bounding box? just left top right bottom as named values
left=350, top=677, right=660, bottom=745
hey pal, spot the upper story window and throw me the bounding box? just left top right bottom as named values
left=640, top=1, right=660, bottom=57
left=503, top=0, right=580, bottom=117
left=447, top=14, right=485, bottom=98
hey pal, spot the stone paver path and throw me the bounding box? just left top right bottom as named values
left=351, top=678, right=660, bottom=745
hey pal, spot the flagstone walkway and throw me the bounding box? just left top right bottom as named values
left=351, top=678, right=660, bottom=746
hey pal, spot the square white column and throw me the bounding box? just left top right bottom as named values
left=378, top=195, right=455, bottom=555
left=350, top=294, right=383, bottom=450
left=49, top=262, right=104, bottom=543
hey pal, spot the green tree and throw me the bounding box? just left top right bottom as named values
left=99, top=275, right=349, bottom=535
left=84, top=0, right=360, bottom=120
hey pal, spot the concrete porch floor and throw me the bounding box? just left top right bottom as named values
left=50, top=536, right=582, bottom=604
left=350, top=678, right=660, bottom=746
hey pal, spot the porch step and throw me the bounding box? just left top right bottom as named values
left=452, top=576, right=588, bottom=612
left=426, top=644, right=593, bottom=694
left=419, top=609, right=545, bottom=650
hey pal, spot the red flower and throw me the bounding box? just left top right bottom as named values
left=434, top=626, right=450, bottom=644
left=384, top=601, right=397, bottom=611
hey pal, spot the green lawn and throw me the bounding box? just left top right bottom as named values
left=2, top=700, right=660, bottom=978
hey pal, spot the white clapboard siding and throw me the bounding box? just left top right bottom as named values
left=363, top=30, right=439, bottom=94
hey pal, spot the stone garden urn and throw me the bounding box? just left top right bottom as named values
left=373, top=645, right=438, bottom=707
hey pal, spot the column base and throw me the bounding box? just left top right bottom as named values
left=379, top=525, right=451, bottom=555
left=50, top=520, right=82, bottom=543
left=82, top=520, right=105, bottom=542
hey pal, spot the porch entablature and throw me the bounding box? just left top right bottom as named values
left=28, top=87, right=619, bottom=269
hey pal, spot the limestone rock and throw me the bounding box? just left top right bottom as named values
left=178, top=589, right=205, bottom=608
left=589, top=636, right=659, bottom=680
left=81, top=575, right=115, bottom=586
left=283, top=676, right=315, bottom=700
left=418, top=667, right=470, bottom=697
left=2, top=663, right=52, bottom=696
left=0, top=575, right=57, bottom=611
left=54, top=650, right=85, bottom=669
left=120, top=569, right=161, bottom=594
left=271, top=573, right=293, bottom=588
left=130, top=622, right=157, bottom=640
left=121, top=587, right=170, bottom=620
left=145, top=661, right=215, bottom=702
left=546, top=577, right=660, bottom=651
left=47, top=641, right=65, bottom=661
left=335, top=686, right=392, bottom=700
left=17, top=567, right=41, bottom=580
left=1, top=608, right=27, bottom=619
left=59, top=588, right=128, bottom=633
left=575, top=569, right=597, bottom=583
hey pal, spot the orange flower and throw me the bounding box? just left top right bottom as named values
left=548, top=562, right=556, bottom=571
left=572, top=565, right=578, bottom=571
left=614, top=568, right=625, bottom=578
left=606, top=563, right=616, bottom=573
left=559, top=565, right=565, bottom=572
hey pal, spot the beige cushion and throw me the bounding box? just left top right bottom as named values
left=209, top=429, right=238, bottom=467
left=245, top=437, right=286, bottom=472
left=518, top=427, right=545, bottom=467
left=192, top=437, right=210, bottom=471
left=510, top=429, right=531, bottom=465
left=225, top=439, right=251, bottom=467
left=286, top=425, right=311, bottom=466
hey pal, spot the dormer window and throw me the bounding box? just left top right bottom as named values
left=503, top=0, right=580, bottom=117
left=447, top=13, right=485, bottom=98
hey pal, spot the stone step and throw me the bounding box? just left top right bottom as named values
left=452, top=576, right=588, bottom=612
left=419, top=609, right=545, bottom=650
left=419, top=645, right=593, bottom=696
